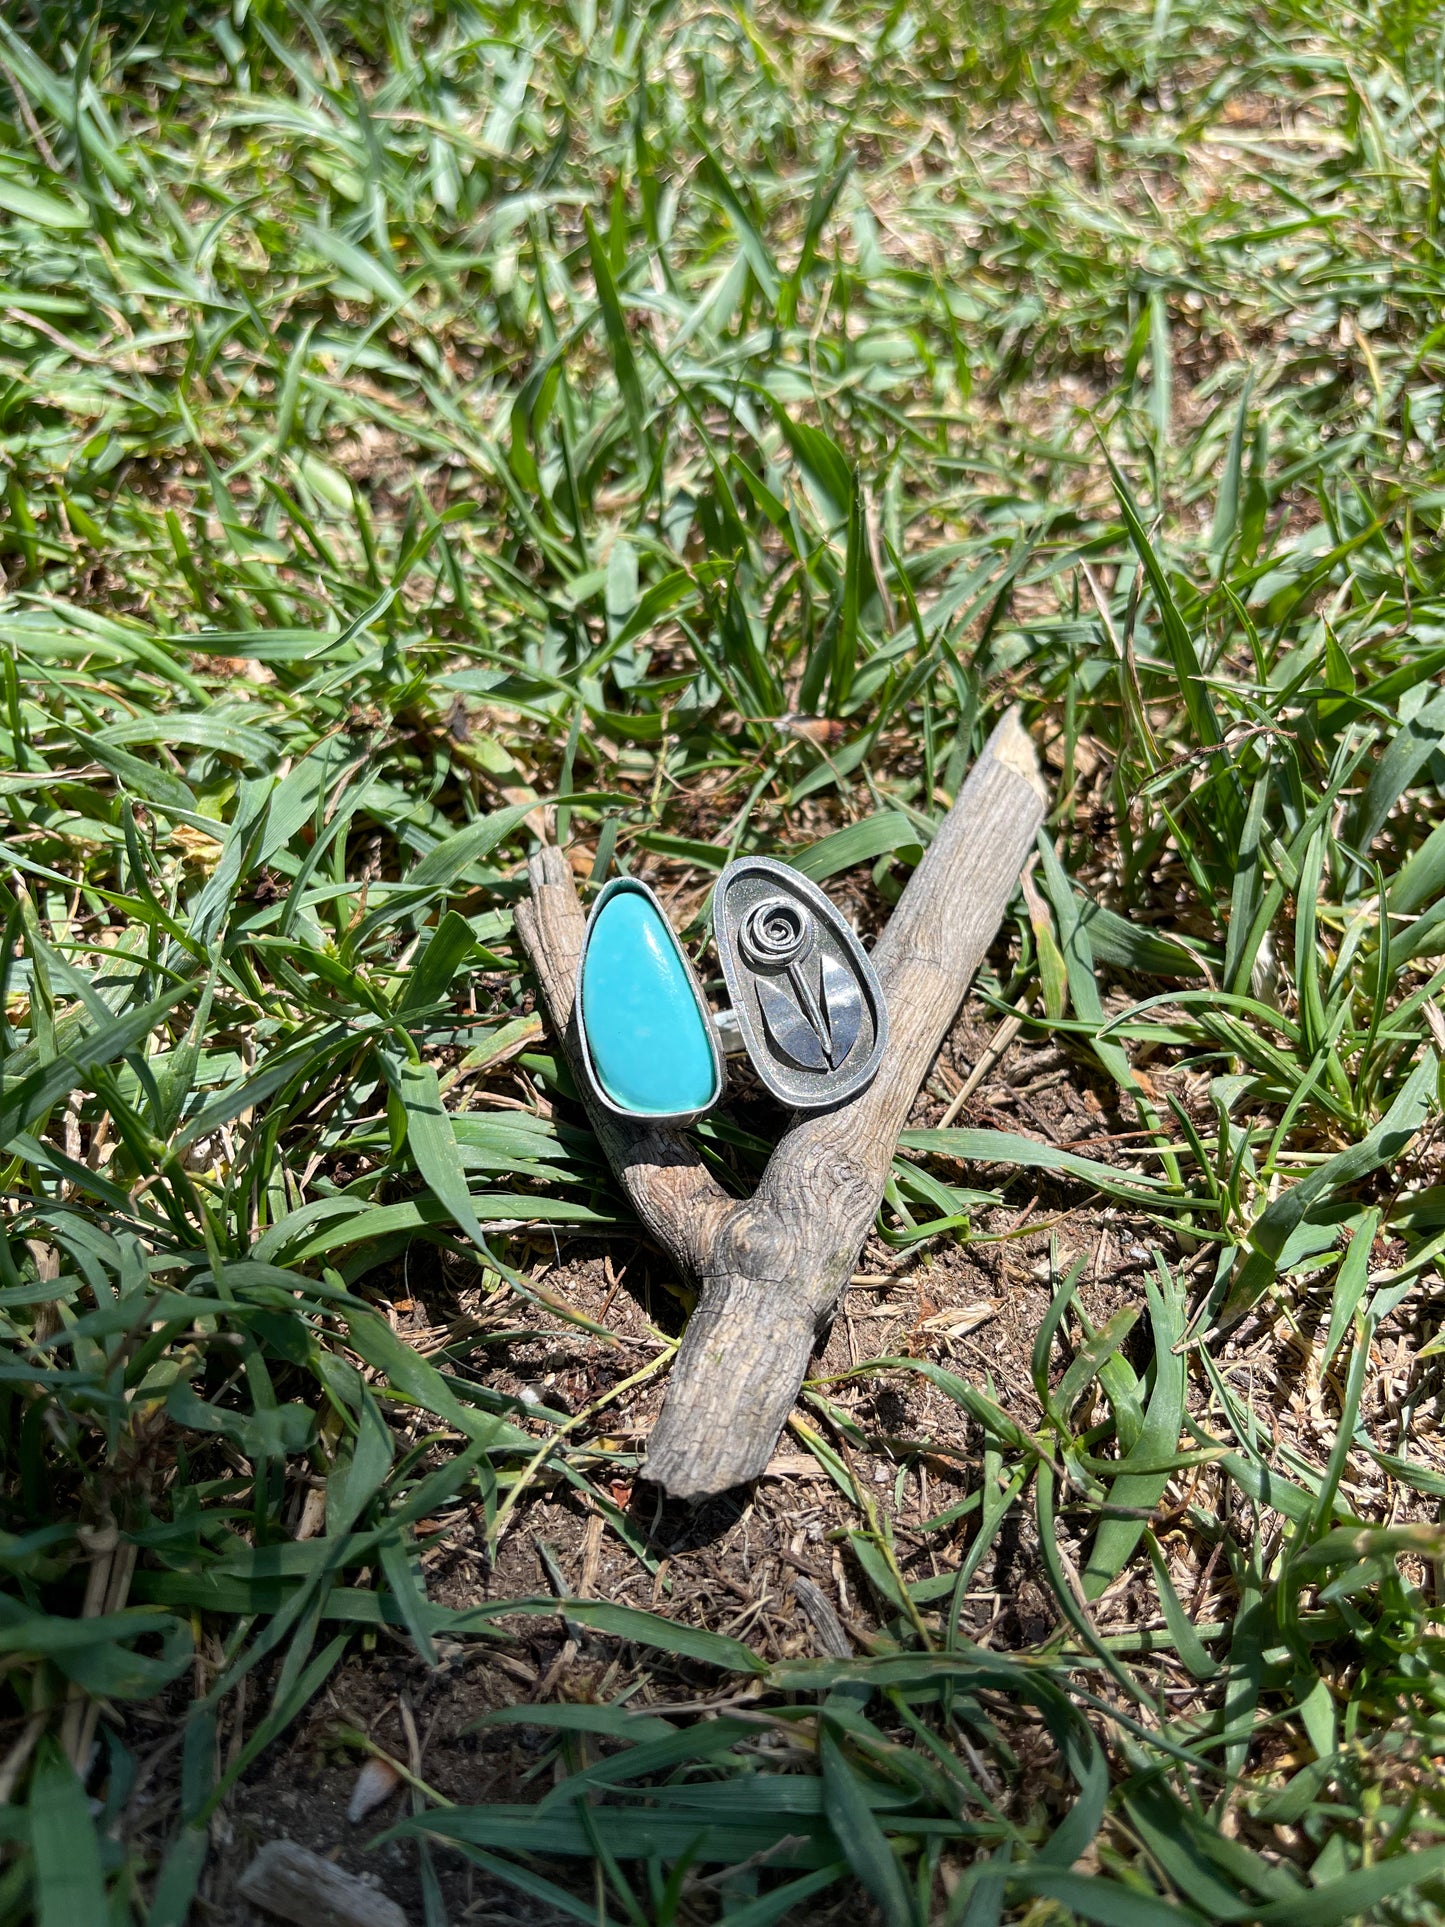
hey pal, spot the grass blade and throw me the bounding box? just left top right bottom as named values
left=30, top=1740, right=106, bottom=1927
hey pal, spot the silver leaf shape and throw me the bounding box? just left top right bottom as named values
left=820, top=951, right=862, bottom=1067
left=711, top=854, right=888, bottom=1111
left=756, top=973, right=829, bottom=1070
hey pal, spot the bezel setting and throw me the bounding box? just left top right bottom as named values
left=711, top=856, right=888, bottom=1111
left=573, top=876, right=725, bottom=1126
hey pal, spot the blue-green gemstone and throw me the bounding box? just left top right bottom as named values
left=581, top=889, right=718, bottom=1116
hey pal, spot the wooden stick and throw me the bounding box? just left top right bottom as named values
left=515, top=711, right=1048, bottom=1497
left=236, top=1839, right=408, bottom=1927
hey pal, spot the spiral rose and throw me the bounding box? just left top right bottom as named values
left=738, top=896, right=814, bottom=971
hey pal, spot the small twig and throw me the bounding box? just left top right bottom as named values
left=938, top=999, right=1030, bottom=1127
left=60, top=1515, right=122, bottom=1772
left=685, top=1831, right=815, bottom=1892
left=0, top=1710, right=46, bottom=1805
left=487, top=1343, right=676, bottom=1552
left=4, top=307, right=117, bottom=366
left=0, top=61, right=58, bottom=170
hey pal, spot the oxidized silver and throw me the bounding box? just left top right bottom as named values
left=711, top=857, right=887, bottom=1110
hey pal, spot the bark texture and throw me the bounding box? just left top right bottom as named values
left=514, top=711, right=1048, bottom=1496
left=235, top=1840, right=408, bottom=1927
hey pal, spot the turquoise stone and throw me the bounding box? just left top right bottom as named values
left=581, top=888, right=718, bottom=1116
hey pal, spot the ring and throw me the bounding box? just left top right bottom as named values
left=712, top=857, right=887, bottom=1110
left=572, top=860, right=887, bottom=1122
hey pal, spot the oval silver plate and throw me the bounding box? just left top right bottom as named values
left=712, top=856, right=887, bottom=1110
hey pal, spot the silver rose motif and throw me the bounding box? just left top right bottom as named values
left=712, top=858, right=886, bottom=1109
left=736, top=896, right=861, bottom=1073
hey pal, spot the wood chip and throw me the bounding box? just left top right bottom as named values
left=914, top=1301, right=999, bottom=1336
left=791, top=1575, right=853, bottom=1658
left=236, top=1840, right=409, bottom=1927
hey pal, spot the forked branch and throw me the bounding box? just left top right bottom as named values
left=515, top=711, right=1049, bottom=1497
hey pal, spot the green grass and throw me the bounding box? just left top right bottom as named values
left=2, top=0, right=1445, bottom=1919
